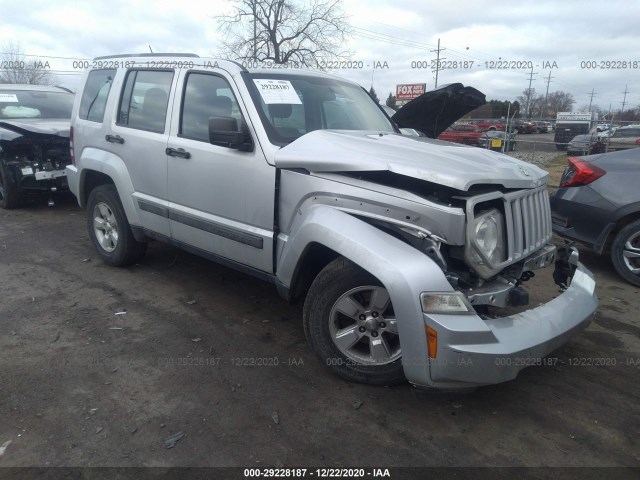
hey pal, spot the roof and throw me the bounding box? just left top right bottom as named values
left=91, top=54, right=247, bottom=75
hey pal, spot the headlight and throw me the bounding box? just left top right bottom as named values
left=474, top=209, right=505, bottom=264
left=421, top=292, right=475, bottom=314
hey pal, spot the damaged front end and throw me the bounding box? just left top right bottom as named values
left=0, top=122, right=70, bottom=207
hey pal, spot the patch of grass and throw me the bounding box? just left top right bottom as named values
left=545, top=154, right=568, bottom=191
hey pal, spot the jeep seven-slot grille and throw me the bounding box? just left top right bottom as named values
left=505, top=186, right=552, bottom=262
left=465, top=185, right=553, bottom=279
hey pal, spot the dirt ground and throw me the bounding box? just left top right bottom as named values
left=0, top=193, right=638, bottom=470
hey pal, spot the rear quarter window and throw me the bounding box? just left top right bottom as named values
left=79, top=69, right=116, bottom=122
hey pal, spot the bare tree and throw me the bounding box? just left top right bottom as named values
left=516, top=90, right=546, bottom=118
left=516, top=89, right=574, bottom=117
left=579, top=104, right=603, bottom=115
left=216, top=0, right=352, bottom=67
left=546, top=91, right=575, bottom=115
left=1, top=41, right=56, bottom=85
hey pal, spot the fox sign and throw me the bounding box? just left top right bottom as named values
left=396, top=83, right=426, bottom=100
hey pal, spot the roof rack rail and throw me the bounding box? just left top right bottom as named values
left=93, top=53, right=200, bottom=60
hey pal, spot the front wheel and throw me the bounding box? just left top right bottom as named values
left=303, top=257, right=405, bottom=385
left=611, top=220, right=640, bottom=287
left=86, top=184, right=147, bottom=266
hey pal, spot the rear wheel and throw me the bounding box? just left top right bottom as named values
left=303, top=257, right=405, bottom=385
left=611, top=220, right=640, bottom=287
left=86, top=184, right=147, bottom=266
left=0, top=162, right=22, bottom=209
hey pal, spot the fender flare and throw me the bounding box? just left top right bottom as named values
left=276, top=205, right=454, bottom=386
left=78, top=147, right=140, bottom=226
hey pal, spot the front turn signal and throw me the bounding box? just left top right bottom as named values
left=426, top=326, right=438, bottom=359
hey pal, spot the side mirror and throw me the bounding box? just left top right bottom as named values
left=209, top=116, right=253, bottom=152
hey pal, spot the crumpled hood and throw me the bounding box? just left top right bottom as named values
left=274, top=130, right=548, bottom=191
left=0, top=119, right=70, bottom=138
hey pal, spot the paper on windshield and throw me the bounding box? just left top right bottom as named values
left=253, top=79, right=302, bottom=105
left=0, top=93, right=19, bottom=103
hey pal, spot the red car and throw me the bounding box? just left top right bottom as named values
left=436, top=124, right=483, bottom=145
left=468, top=119, right=510, bottom=132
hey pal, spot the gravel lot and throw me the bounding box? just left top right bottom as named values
left=508, top=132, right=561, bottom=168
left=0, top=189, right=638, bottom=472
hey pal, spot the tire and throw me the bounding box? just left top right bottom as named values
left=303, top=257, right=405, bottom=385
left=86, top=184, right=147, bottom=266
left=0, top=162, right=22, bottom=209
left=611, top=219, right=640, bottom=287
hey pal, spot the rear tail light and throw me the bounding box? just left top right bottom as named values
left=560, top=157, right=606, bottom=187
left=635, top=139, right=640, bottom=145
left=70, top=126, right=75, bottom=166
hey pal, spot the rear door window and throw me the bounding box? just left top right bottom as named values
left=117, top=70, right=174, bottom=133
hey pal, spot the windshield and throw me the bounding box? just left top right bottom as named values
left=242, top=72, right=395, bottom=145
left=0, top=89, right=74, bottom=119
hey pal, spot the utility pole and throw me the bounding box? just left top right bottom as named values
left=525, top=66, right=538, bottom=119
left=541, top=71, right=553, bottom=119
left=621, top=84, right=629, bottom=114
left=430, top=38, right=446, bottom=88
left=588, top=88, right=597, bottom=112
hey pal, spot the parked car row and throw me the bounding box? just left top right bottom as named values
left=466, top=118, right=554, bottom=134
left=564, top=125, right=640, bottom=156
left=533, top=121, right=553, bottom=133
left=466, top=119, right=512, bottom=132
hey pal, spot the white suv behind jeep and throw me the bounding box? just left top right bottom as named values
left=67, top=54, right=597, bottom=390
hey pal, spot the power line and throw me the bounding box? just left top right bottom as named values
left=351, top=27, right=482, bottom=63
left=351, top=28, right=434, bottom=51
left=0, top=51, right=90, bottom=61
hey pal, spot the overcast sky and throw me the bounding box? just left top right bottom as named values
left=1, top=0, right=638, bottom=113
